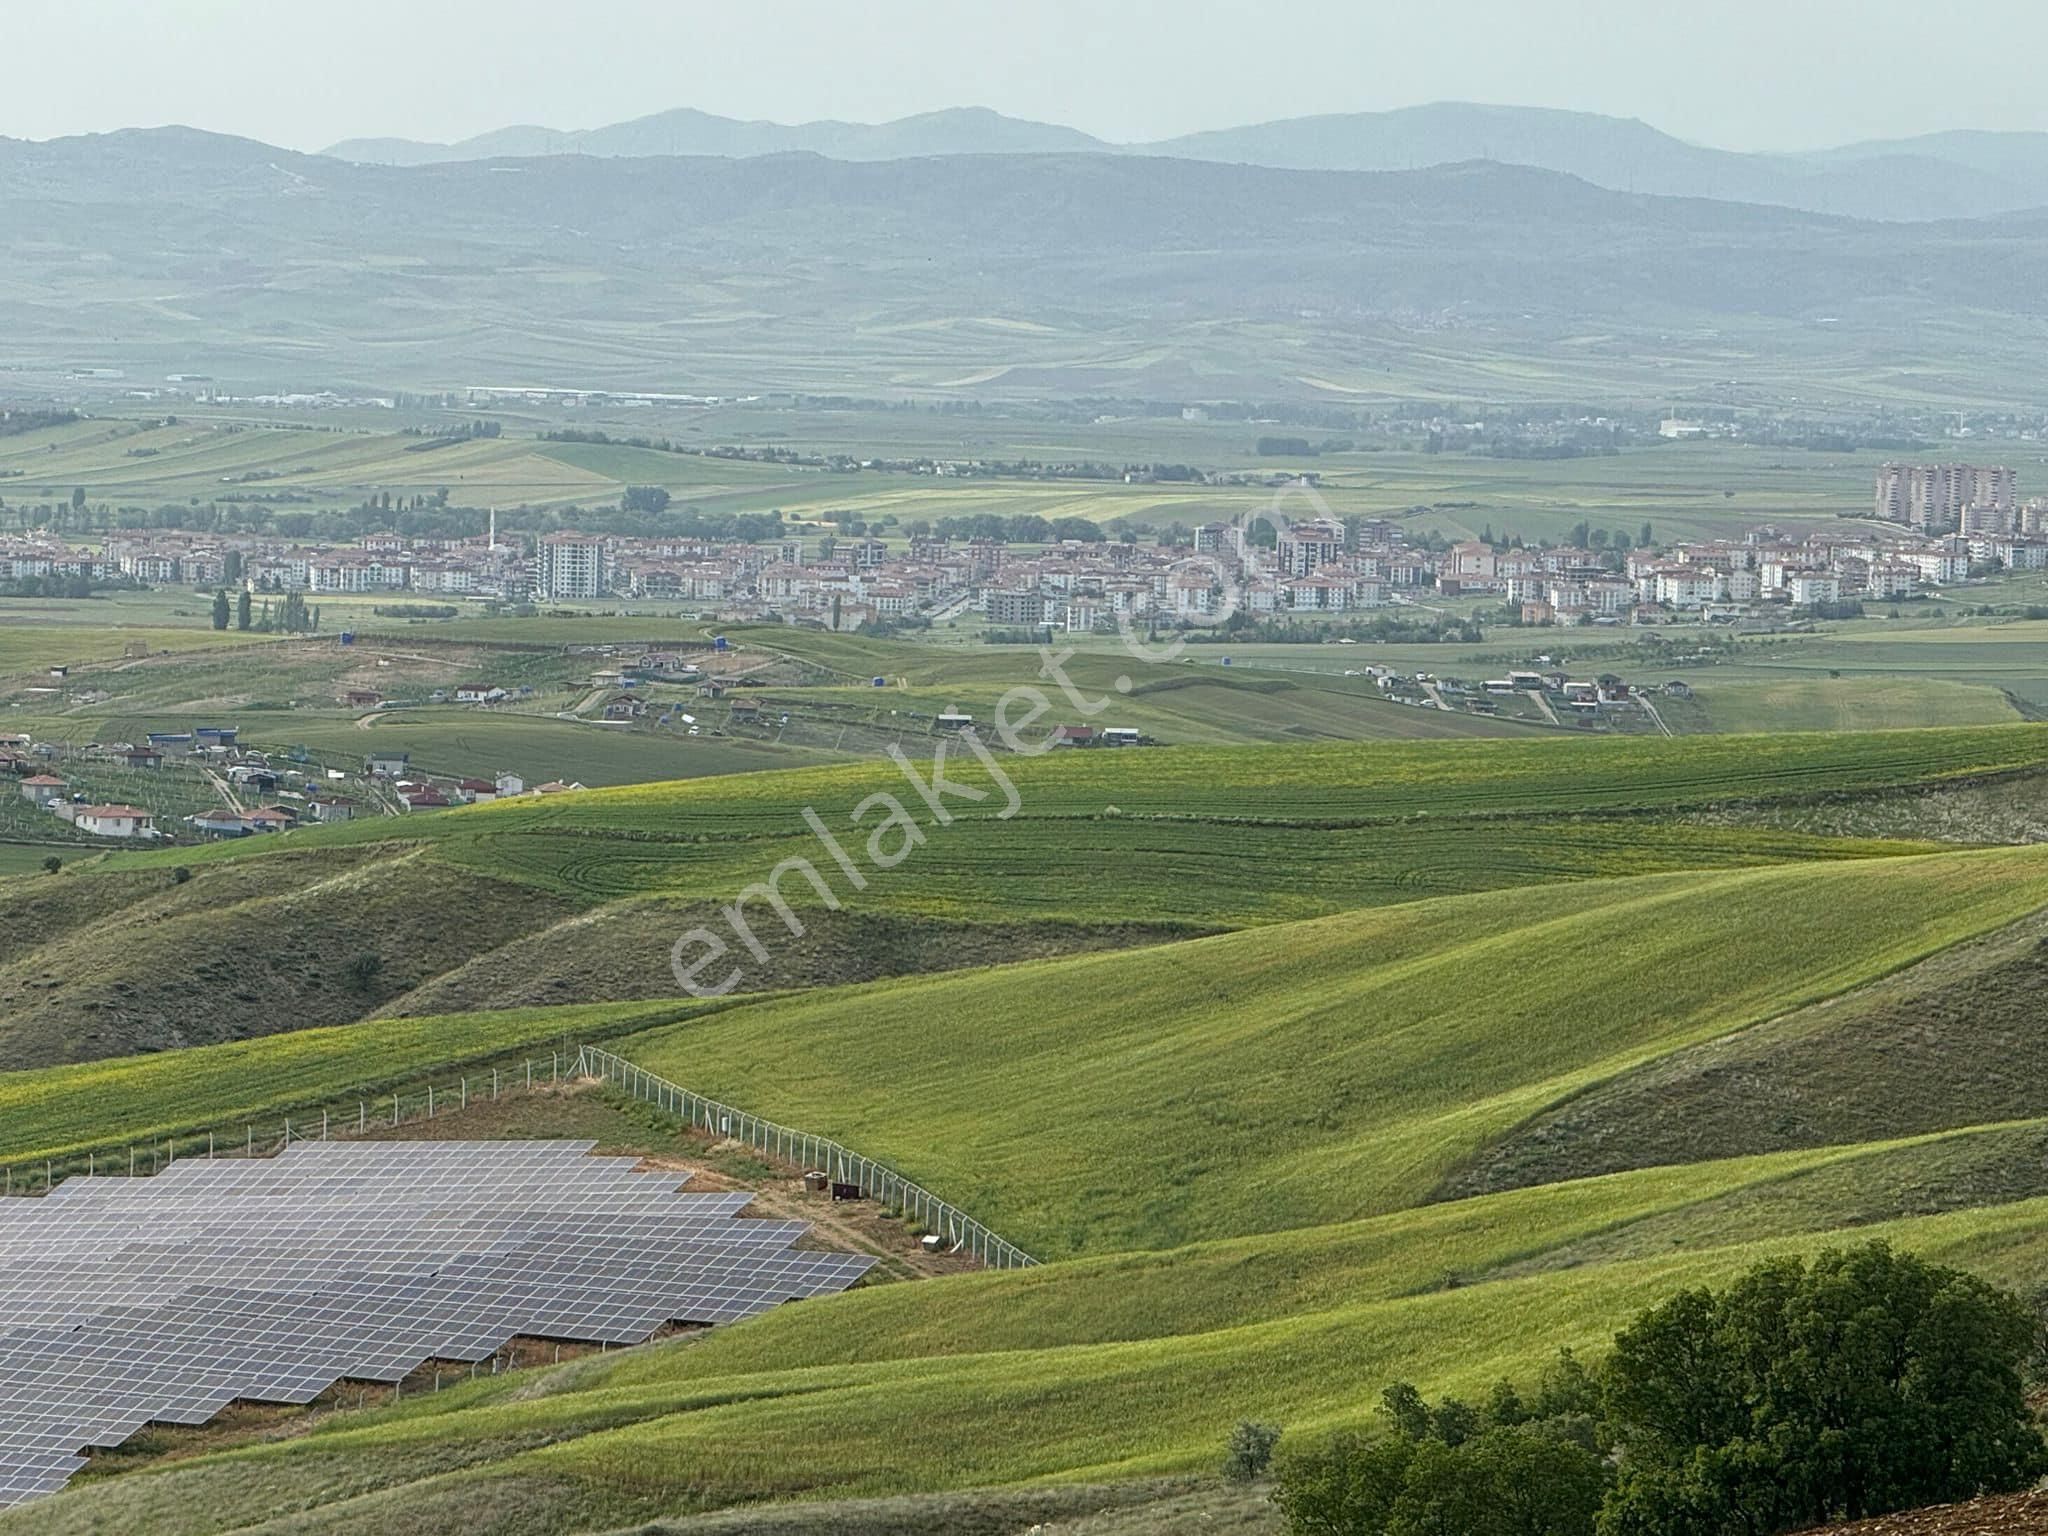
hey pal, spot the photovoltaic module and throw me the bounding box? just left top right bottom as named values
left=0, top=1139, right=875, bottom=1507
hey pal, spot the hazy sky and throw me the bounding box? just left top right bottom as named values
left=10, top=0, right=2048, bottom=153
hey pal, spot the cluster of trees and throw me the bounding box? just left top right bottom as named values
left=1187, top=615, right=1484, bottom=645
left=0, top=573, right=141, bottom=599
left=907, top=512, right=1108, bottom=544
left=402, top=419, right=502, bottom=442
left=1566, top=521, right=1656, bottom=551
left=1259, top=1244, right=2045, bottom=1536
left=211, top=589, right=319, bottom=633
left=582, top=502, right=788, bottom=543
left=542, top=428, right=685, bottom=451
left=1255, top=436, right=1358, bottom=457
left=0, top=407, right=80, bottom=438
left=1803, top=599, right=1868, bottom=621
left=1266, top=1366, right=1608, bottom=1536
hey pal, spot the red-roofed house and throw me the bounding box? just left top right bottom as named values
left=19, top=774, right=66, bottom=806
left=74, top=805, right=157, bottom=838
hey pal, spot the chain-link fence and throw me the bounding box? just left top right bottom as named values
left=577, top=1045, right=1037, bottom=1269
left=1, top=1043, right=1038, bottom=1271
left=0, top=1048, right=588, bottom=1196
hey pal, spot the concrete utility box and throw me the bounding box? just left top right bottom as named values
left=920, top=1234, right=943, bottom=1255
left=802, top=1171, right=830, bottom=1193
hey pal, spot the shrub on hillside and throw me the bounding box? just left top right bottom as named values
left=342, top=952, right=384, bottom=993
left=1272, top=1415, right=1607, bottom=1536
left=1222, top=1420, right=1281, bottom=1483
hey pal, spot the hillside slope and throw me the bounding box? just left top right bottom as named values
left=612, top=846, right=2048, bottom=1255
left=8, top=727, right=2048, bottom=1530
left=14, top=1143, right=2048, bottom=1534
left=0, top=724, right=2006, bottom=1062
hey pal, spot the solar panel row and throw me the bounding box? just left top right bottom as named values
left=0, top=1140, right=875, bottom=1507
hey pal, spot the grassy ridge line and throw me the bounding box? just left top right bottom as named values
left=611, top=845, right=2048, bottom=1255
left=37, top=1184, right=2048, bottom=1535
left=96, top=723, right=2048, bottom=879
left=363, top=721, right=2048, bottom=830
left=426, top=819, right=1927, bottom=917
left=0, top=1001, right=713, bottom=1162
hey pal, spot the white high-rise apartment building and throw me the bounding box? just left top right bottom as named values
left=535, top=533, right=608, bottom=600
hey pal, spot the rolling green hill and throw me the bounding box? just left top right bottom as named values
left=606, top=846, right=2048, bottom=1255
left=8, top=724, right=2048, bottom=1531
left=0, top=723, right=2019, bottom=1066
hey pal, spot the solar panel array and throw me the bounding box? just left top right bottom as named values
left=0, top=1140, right=875, bottom=1508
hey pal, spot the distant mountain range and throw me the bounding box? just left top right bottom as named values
left=10, top=123, right=2048, bottom=403
left=325, top=105, right=1104, bottom=170
left=322, top=101, right=2048, bottom=222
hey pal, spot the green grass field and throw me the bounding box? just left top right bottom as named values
left=0, top=1001, right=705, bottom=1167
left=607, top=847, right=2048, bottom=1255
left=2, top=415, right=1927, bottom=546
left=9, top=722, right=2048, bottom=1531
left=98, top=724, right=2042, bottom=923
left=18, top=724, right=2011, bottom=1075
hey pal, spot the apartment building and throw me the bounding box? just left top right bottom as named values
left=1274, top=517, right=1346, bottom=576
left=1874, top=463, right=2015, bottom=532
left=534, top=533, right=609, bottom=600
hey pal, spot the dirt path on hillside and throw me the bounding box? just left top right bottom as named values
left=631, top=1151, right=981, bottom=1281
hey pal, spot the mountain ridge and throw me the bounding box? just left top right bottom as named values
left=9, top=124, right=2048, bottom=400
left=318, top=100, right=2048, bottom=221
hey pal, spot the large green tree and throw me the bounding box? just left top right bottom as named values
left=1273, top=1245, right=2042, bottom=1536
left=1600, top=1243, right=2045, bottom=1534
